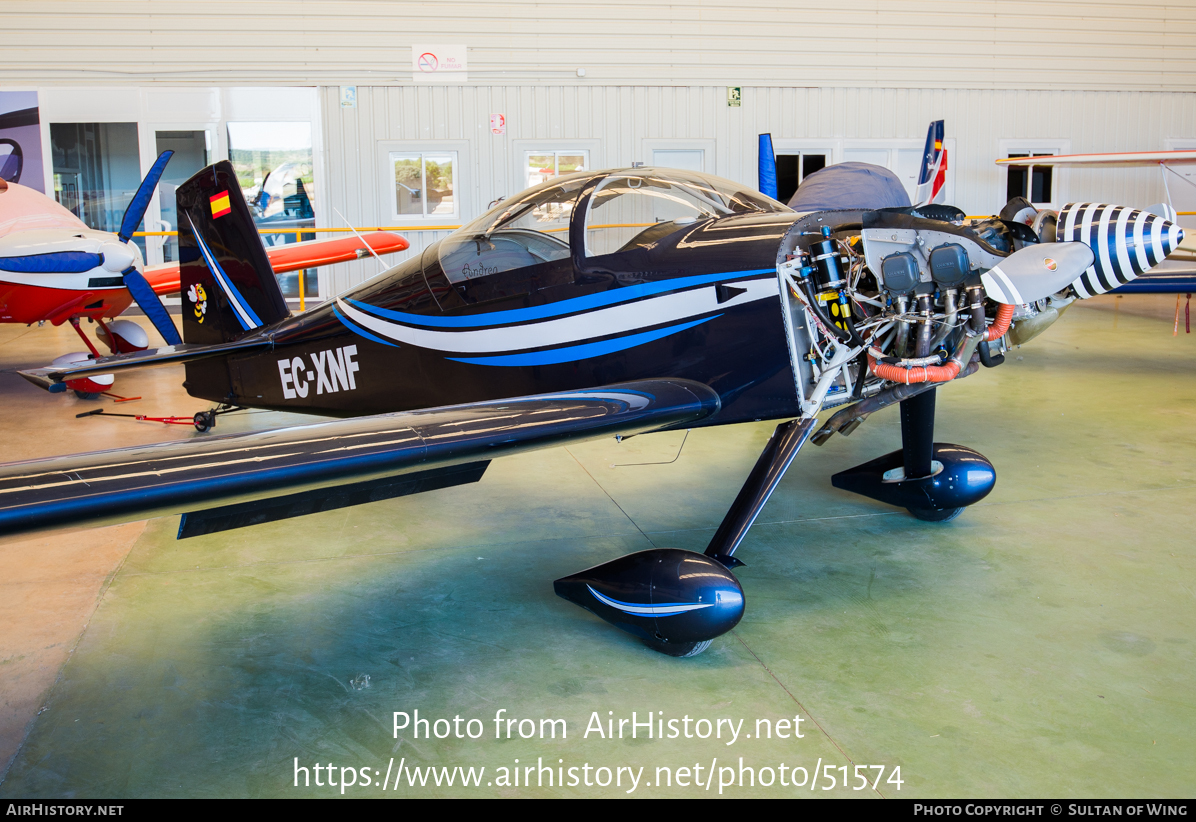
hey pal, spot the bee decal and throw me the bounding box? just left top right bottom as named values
left=187, top=283, right=208, bottom=323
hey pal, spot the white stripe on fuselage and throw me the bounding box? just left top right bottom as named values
left=336, top=277, right=778, bottom=354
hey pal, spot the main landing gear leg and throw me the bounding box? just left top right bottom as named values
left=68, top=317, right=101, bottom=358
left=553, top=418, right=818, bottom=658
left=831, top=387, right=996, bottom=520
left=704, top=417, right=819, bottom=566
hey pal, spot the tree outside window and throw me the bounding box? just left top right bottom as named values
left=524, top=151, right=588, bottom=189
left=392, top=152, right=456, bottom=218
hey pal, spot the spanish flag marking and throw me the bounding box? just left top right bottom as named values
left=210, top=190, right=232, bottom=219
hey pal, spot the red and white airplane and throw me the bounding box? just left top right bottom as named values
left=0, top=151, right=408, bottom=397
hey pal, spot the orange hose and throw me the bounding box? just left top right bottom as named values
left=986, top=303, right=1014, bottom=341
left=868, top=353, right=961, bottom=384
left=869, top=304, right=1012, bottom=385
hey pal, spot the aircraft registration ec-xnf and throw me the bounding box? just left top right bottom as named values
left=0, top=138, right=1185, bottom=656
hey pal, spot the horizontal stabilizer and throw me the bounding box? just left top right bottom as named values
left=17, top=336, right=270, bottom=390
left=178, top=461, right=489, bottom=538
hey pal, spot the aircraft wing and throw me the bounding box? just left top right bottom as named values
left=141, top=231, right=410, bottom=296
left=0, top=379, right=719, bottom=539
left=1111, top=258, right=1196, bottom=293
left=997, top=150, right=1196, bottom=168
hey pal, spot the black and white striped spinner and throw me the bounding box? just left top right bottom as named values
left=1058, top=202, right=1185, bottom=297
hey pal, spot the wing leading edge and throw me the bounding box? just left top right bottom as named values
left=0, top=379, right=720, bottom=539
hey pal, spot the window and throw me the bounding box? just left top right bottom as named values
left=524, top=150, right=588, bottom=189
left=998, top=140, right=1068, bottom=208
left=583, top=170, right=788, bottom=258
left=391, top=152, right=457, bottom=218
left=437, top=175, right=586, bottom=283
left=1006, top=153, right=1055, bottom=205
left=50, top=122, right=145, bottom=257
left=154, top=130, right=210, bottom=263
left=227, top=121, right=316, bottom=298
left=651, top=149, right=704, bottom=173
left=776, top=152, right=826, bottom=203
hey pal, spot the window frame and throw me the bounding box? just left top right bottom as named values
left=511, top=138, right=601, bottom=194
left=378, top=139, right=469, bottom=224
left=641, top=138, right=716, bottom=173
left=998, top=139, right=1070, bottom=209
left=774, top=137, right=958, bottom=206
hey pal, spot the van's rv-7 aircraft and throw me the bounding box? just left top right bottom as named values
left=0, top=141, right=1185, bottom=656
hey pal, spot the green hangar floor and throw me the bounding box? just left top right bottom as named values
left=0, top=297, right=1192, bottom=798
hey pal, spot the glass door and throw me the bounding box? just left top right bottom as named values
left=50, top=122, right=145, bottom=257
left=226, top=121, right=316, bottom=299
left=153, top=128, right=213, bottom=265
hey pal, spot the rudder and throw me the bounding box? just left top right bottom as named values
left=176, top=161, right=290, bottom=345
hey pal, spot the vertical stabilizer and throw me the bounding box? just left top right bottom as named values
left=914, top=120, right=946, bottom=206
left=758, top=134, right=778, bottom=200
left=175, top=161, right=289, bottom=345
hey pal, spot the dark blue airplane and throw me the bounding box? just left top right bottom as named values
left=1, top=155, right=1185, bottom=656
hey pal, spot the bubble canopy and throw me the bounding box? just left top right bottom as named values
left=437, top=168, right=790, bottom=284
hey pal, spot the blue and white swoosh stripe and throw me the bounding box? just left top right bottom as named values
left=586, top=585, right=716, bottom=617
left=187, top=214, right=263, bottom=331
left=334, top=273, right=777, bottom=366
left=350, top=269, right=771, bottom=328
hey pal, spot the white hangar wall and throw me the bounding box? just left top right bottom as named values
left=1, top=1, right=1193, bottom=91
left=318, top=84, right=1196, bottom=296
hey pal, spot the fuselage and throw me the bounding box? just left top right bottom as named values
left=184, top=169, right=806, bottom=428
left=0, top=182, right=143, bottom=326
left=0, top=228, right=140, bottom=324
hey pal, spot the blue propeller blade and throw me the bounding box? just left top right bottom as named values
left=117, top=150, right=174, bottom=243
left=123, top=268, right=181, bottom=346
left=0, top=251, right=103, bottom=273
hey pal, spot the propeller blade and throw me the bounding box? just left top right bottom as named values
left=0, top=251, right=103, bottom=273
left=981, top=242, right=1095, bottom=305
left=117, top=150, right=173, bottom=243
left=123, top=268, right=181, bottom=346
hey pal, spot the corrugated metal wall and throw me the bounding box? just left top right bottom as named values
left=1, top=1, right=1193, bottom=91
left=319, top=84, right=1196, bottom=295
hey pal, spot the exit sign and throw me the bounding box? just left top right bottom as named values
left=727, top=87, right=742, bottom=107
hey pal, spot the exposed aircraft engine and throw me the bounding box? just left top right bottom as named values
left=781, top=202, right=1182, bottom=521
